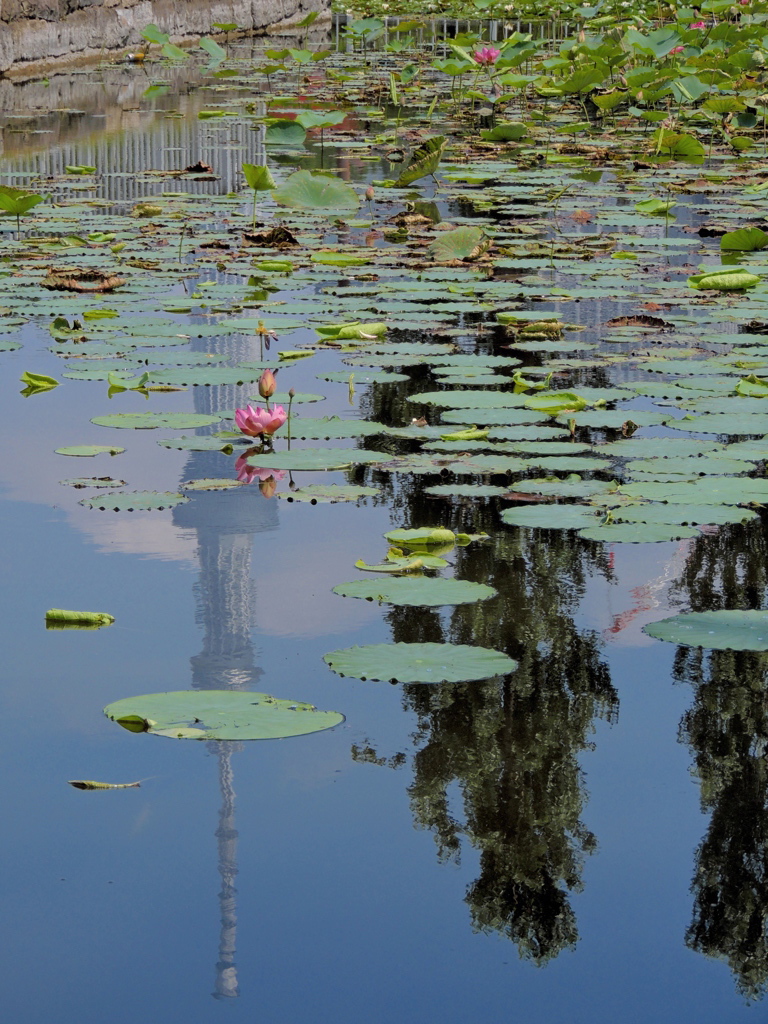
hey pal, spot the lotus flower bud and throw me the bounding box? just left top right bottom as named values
left=258, top=368, right=276, bottom=399
left=365, top=186, right=375, bottom=202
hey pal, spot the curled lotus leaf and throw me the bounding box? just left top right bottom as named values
left=323, top=642, right=517, bottom=683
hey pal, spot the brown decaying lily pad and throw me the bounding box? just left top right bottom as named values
left=42, top=267, right=125, bottom=292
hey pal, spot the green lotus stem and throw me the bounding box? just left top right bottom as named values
left=287, top=388, right=295, bottom=449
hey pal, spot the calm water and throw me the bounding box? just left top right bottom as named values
left=1, top=41, right=766, bottom=1024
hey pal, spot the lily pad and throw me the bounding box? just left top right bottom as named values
left=55, top=445, right=126, bottom=457
left=578, top=522, right=699, bottom=543
left=79, top=490, right=189, bottom=511
left=501, top=505, right=599, bottom=529
left=103, top=690, right=344, bottom=740
left=278, top=484, right=380, bottom=504
left=180, top=478, right=247, bottom=491
left=332, top=577, right=497, bottom=606
left=91, top=412, right=220, bottom=429
left=323, top=642, right=517, bottom=683
left=643, top=610, right=768, bottom=650
left=245, top=448, right=385, bottom=471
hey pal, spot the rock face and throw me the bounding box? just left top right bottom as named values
left=0, top=0, right=328, bottom=78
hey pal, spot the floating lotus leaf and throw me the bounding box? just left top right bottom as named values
left=55, top=445, right=126, bottom=457
left=578, top=522, right=699, bottom=543
left=146, top=366, right=271, bottom=387
left=667, top=413, right=768, bottom=435
left=333, top=577, right=496, bottom=606
left=278, top=417, right=384, bottom=440
left=529, top=456, right=609, bottom=472
left=440, top=409, right=544, bottom=426
left=424, top=484, right=510, bottom=498
left=323, top=642, right=517, bottom=683
left=272, top=170, right=360, bottom=211
left=501, top=505, right=599, bottom=529
left=181, top=478, right=247, bottom=491
left=245, top=448, right=385, bottom=471
left=643, top=611, right=768, bottom=651
left=558, top=410, right=668, bottom=428
left=79, top=490, right=189, bottom=511
left=489, top=425, right=570, bottom=441
left=514, top=476, right=618, bottom=497
left=624, top=455, right=756, bottom=477
left=384, top=527, right=456, bottom=549
left=157, top=436, right=239, bottom=452
left=104, top=690, right=344, bottom=740
left=91, top=412, right=220, bottom=429
left=279, top=484, right=380, bottom=503
left=60, top=477, right=126, bottom=488
left=620, top=477, right=768, bottom=504
left=599, top=437, right=724, bottom=457
left=0, top=339, right=21, bottom=351
left=613, top=504, right=758, bottom=526
left=408, top=390, right=527, bottom=408
left=319, top=370, right=409, bottom=384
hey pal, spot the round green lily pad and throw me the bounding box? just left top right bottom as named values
left=643, top=610, right=768, bottom=651
left=55, top=445, right=126, bottom=457
left=278, top=484, right=380, bottom=503
left=323, top=642, right=518, bottom=683
left=424, top=484, right=510, bottom=498
left=79, top=490, right=189, bottom=511
left=578, top=522, right=699, bottom=543
left=103, top=690, right=345, bottom=740
left=91, top=412, right=220, bottom=429
left=501, top=505, right=599, bottom=529
left=332, top=577, right=497, bottom=606
left=245, top=448, right=385, bottom=471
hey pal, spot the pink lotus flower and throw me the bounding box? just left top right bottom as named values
left=235, top=403, right=287, bottom=438
left=473, top=46, right=501, bottom=65
left=670, top=45, right=685, bottom=53
left=690, top=20, right=707, bottom=28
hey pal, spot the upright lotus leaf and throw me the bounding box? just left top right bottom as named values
left=524, top=391, right=589, bottom=415
left=45, top=609, right=115, bottom=629
left=104, top=691, right=344, bottom=740
left=721, top=227, right=768, bottom=252
left=392, top=136, right=446, bottom=187
left=643, top=611, right=768, bottom=651
left=0, top=185, right=46, bottom=234
left=272, top=171, right=359, bottom=212
left=323, top=642, right=517, bottom=683
left=429, top=227, right=491, bottom=263
left=242, top=162, right=276, bottom=228
left=265, top=119, right=307, bottom=145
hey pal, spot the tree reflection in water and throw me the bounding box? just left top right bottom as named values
left=672, top=520, right=768, bottom=1000
left=356, top=508, right=618, bottom=963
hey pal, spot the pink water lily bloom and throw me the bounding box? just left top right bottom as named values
left=690, top=20, right=707, bottom=28
left=235, top=403, right=287, bottom=438
left=670, top=45, right=685, bottom=53
left=473, top=46, right=501, bottom=65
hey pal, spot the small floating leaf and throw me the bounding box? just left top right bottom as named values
left=68, top=780, right=140, bottom=790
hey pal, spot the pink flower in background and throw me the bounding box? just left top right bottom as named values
left=690, top=20, right=707, bottom=28
left=473, top=46, right=501, bottom=65
left=670, top=45, right=685, bottom=53
left=235, top=403, right=287, bottom=438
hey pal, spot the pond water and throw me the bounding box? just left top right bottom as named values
left=2, top=18, right=768, bottom=1024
